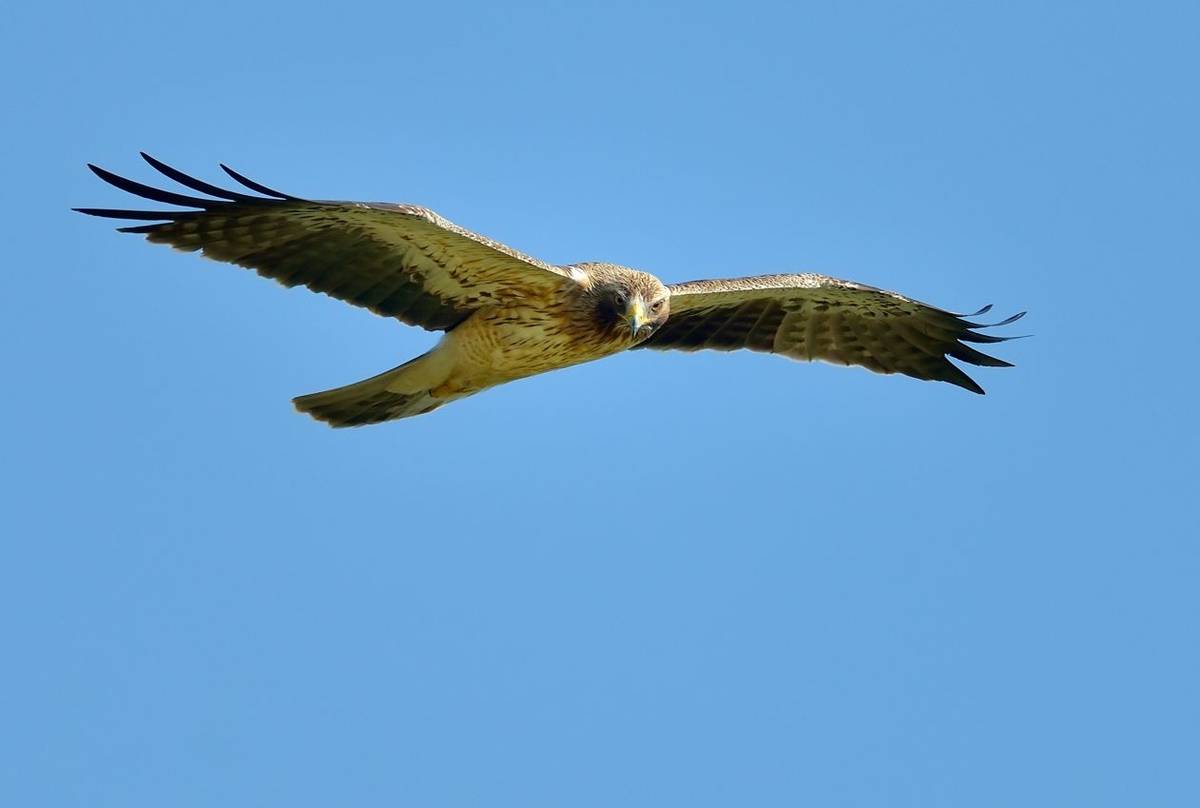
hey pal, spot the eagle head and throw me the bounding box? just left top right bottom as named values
left=579, top=263, right=671, bottom=344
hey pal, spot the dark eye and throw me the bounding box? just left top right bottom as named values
left=651, top=299, right=664, bottom=313
left=613, top=292, right=627, bottom=307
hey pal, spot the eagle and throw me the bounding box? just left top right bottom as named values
left=76, top=154, right=1024, bottom=427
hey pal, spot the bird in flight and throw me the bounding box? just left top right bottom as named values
left=76, top=154, right=1024, bottom=427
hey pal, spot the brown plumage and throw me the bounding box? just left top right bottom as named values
left=76, top=155, right=1025, bottom=427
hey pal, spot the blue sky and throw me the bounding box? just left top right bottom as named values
left=3, top=1, right=1197, bottom=805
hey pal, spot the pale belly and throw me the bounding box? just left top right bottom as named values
left=434, top=305, right=626, bottom=395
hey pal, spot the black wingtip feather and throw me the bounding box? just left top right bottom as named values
left=963, top=310, right=1027, bottom=329
left=959, top=331, right=1011, bottom=344
left=219, top=163, right=298, bottom=200
left=948, top=367, right=987, bottom=395
left=949, top=343, right=1014, bottom=368
left=139, top=153, right=263, bottom=203
left=73, top=207, right=187, bottom=220
left=86, top=163, right=218, bottom=209
left=116, top=223, right=169, bottom=234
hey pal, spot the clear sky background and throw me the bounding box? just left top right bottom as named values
left=3, top=1, right=1197, bottom=805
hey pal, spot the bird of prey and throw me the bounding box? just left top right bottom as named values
left=76, top=154, right=1024, bottom=427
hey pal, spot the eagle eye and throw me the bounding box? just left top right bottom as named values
left=651, top=299, right=664, bottom=313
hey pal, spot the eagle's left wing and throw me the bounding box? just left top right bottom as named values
left=636, top=273, right=1024, bottom=393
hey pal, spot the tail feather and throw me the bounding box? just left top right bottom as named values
left=293, top=351, right=456, bottom=428
left=293, top=386, right=443, bottom=427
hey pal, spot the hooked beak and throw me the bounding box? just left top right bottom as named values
left=625, top=296, right=647, bottom=337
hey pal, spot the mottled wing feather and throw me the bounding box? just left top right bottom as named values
left=76, top=155, right=575, bottom=331
left=638, top=273, right=1023, bottom=393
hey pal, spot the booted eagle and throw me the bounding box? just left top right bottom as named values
left=76, top=154, right=1024, bottom=427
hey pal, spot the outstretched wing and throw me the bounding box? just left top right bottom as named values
left=637, top=273, right=1024, bottom=393
left=76, top=154, right=576, bottom=331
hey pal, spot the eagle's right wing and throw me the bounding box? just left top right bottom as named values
left=76, top=154, right=576, bottom=332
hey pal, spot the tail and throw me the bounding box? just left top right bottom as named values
left=293, top=350, right=461, bottom=428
